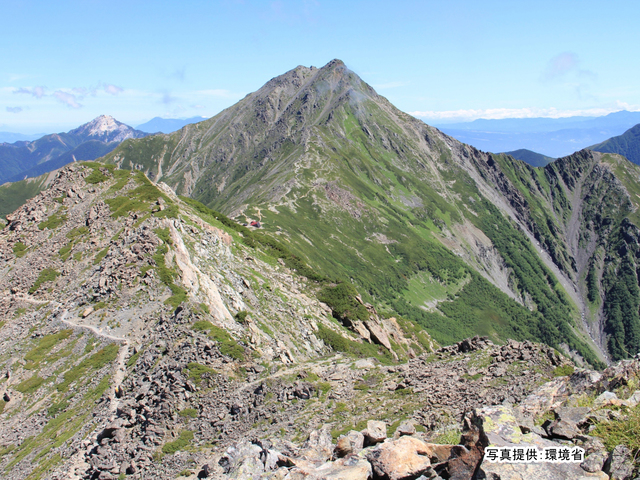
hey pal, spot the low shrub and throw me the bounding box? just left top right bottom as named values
left=162, top=430, right=193, bottom=455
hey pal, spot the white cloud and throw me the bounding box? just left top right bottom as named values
left=6, top=106, right=23, bottom=113
left=104, top=84, right=124, bottom=95
left=409, top=105, right=640, bottom=122
left=53, top=91, right=82, bottom=108
left=541, top=52, right=597, bottom=82
left=14, top=86, right=46, bottom=98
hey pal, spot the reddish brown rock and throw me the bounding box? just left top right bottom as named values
left=366, top=436, right=432, bottom=480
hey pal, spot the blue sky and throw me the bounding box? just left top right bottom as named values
left=1, top=0, right=639, bottom=133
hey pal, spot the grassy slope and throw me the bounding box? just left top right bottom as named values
left=591, top=124, right=640, bottom=166
left=99, top=63, right=605, bottom=365
left=0, top=173, right=54, bottom=219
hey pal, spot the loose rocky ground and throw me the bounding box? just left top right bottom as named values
left=0, top=163, right=638, bottom=480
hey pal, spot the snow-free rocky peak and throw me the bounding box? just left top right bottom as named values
left=68, top=115, right=146, bottom=143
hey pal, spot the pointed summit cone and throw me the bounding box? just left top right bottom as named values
left=101, top=60, right=640, bottom=366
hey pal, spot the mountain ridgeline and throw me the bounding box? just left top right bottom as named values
left=90, top=59, right=640, bottom=365
left=0, top=115, right=146, bottom=185
left=591, top=123, right=640, bottom=166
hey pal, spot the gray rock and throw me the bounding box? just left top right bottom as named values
left=363, top=420, right=387, bottom=445
left=594, top=391, right=620, bottom=407
left=555, top=406, right=591, bottom=425
left=581, top=451, right=607, bottom=473
left=550, top=419, right=581, bottom=440
left=605, top=445, right=635, bottom=480
left=623, top=390, right=640, bottom=408
left=335, top=430, right=365, bottom=457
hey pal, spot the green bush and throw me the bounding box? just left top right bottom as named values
left=38, top=213, right=67, bottom=230
left=178, top=408, right=198, bottom=418
left=235, top=310, right=249, bottom=323
left=592, top=404, right=640, bottom=456
left=191, top=321, right=244, bottom=360
left=57, top=344, right=119, bottom=392
left=24, top=329, right=73, bottom=368
left=553, top=364, right=575, bottom=377
left=184, top=362, right=215, bottom=384
left=318, top=283, right=370, bottom=323
left=93, top=246, right=109, bottom=265
left=316, top=324, right=394, bottom=364
left=85, top=170, right=109, bottom=184
left=162, top=430, right=193, bottom=454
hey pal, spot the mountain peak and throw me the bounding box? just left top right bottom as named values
left=69, top=115, right=146, bottom=143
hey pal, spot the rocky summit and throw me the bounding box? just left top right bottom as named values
left=0, top=162, right=638, bottom=479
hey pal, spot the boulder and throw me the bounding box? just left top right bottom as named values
left=549, top=418, right=581, bottom=440
left=335, top=430, right=365, bottom=458
left=363, top=420, right=387, bottom=446
left=581, top=451, right=607, bottom=473
left=622, top=390, right=640, bottom=408
left=299, top=426, right=334, bottom=463
left=366, top=436, right=432, bottom=480
left=394, top=420, right=416, bottom=437
left=605, top=445, right=635, bottom=480
left=593, top=391, right=622, bottom=408
left=292, top=456, right=372, bottom=480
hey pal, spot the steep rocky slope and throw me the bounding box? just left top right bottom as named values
left=1, top=163, right=638, bottom=479
left=0, top=162, right=437, bottom=479
left=98, top=60, right=640, bottom=364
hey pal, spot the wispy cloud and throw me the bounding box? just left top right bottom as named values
left=14, top=86, right=46, bottom=99
left=104, top=84, right=124, bottom=95
left=6, top=106, right=23, bottom=113
left=8, top=74, right=30, bottom=82
left=53, top=91, right=82, bottom=108
left=541, top=52, right=597, bottom=82
left=161, top=92, right=178, bottom=104
left=409, top=105, right=640, bottom=122
left=12, top=82, right=124, bottom=109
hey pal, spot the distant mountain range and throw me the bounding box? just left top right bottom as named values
left=503, top=149, right=555, bottom=167
left=0, top=131, right=46, bottom=143
left=0, top=115, right=147, bottom=185
left=135, top=116, right=208, bottom=133
left=591, top=123, right=640, bottom=165
left=435, top=111, right=640, bottom=158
